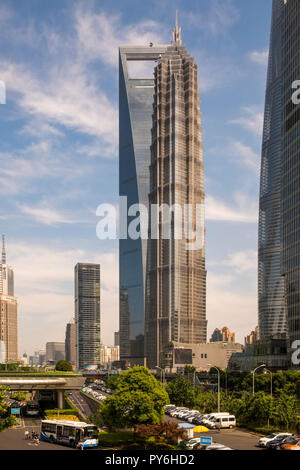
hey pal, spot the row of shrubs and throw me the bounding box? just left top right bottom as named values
left=43, top=394, right=79, bottom=418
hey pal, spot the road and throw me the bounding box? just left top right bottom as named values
left=0, top=416, right=73, bottom=450
left=68, top=391, right=94, bottom=418
left=165, top=415, right=263, bottom=450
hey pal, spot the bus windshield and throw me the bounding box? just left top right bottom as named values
left=84, top=426, right=98, bottom=438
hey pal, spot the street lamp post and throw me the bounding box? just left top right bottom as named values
left=156, top=366, right=165, bottom=385
left=252, top=364, right=266, bottom=395
left=207, top=364, right=220, bottom=413
left=264, top=368, right=273, bottom=397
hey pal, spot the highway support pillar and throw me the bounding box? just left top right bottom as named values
left=57, top=390, right=64, bottom=409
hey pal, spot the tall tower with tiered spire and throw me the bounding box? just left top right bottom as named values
left=145, top=16, right=207, bottom=368
left=0, top=235, right=14, bottom=296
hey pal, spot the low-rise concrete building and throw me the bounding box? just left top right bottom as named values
left=161, top=342, right=243, bottom=372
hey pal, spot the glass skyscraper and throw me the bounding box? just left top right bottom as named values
left=281, top=0, right=300, bottom=361
left=75, top=263, right=100, bottom=370
left=119, top=43, right=168, bottom=365
left=258, top=0, right=287, bottom=339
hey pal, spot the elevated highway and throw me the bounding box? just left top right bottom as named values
left=0, top=374, right=85, bottom=409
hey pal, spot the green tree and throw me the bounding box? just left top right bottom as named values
left=166, top=377, right=195, bottom=408
left=184, top=365, right=196, bottom=376
left=55, top=360, right=73, bottom=371
left=99, top=367, right=169, bottom=430
left=105, top=374, right=121, bottom=391
left=0, top=387, right=16, bottom=431
left=274, top=391, right=298, bottom=430
left=194, top=389, right=219, bottom=414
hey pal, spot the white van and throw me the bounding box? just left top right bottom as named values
left=201, top=412, right=229, bottom=425
left=209, top=415, right=236, bottom=429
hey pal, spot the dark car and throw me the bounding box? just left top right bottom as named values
left=266, top=434, right=294, bottom=450
left=192, top=416, right=202, bottom=424
left=194, top=417, right=204, bottom=425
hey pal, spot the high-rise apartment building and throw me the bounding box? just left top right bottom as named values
left=100, top=345, right=120, bottom=367
left=146, top=19, right=207, bottom=368
left=210, top=327, right=235, bottom=344
left=258, top=0, right=287, bottom=340
left=75, top=263, right=100, bottom=370
left=245, top=326, right=259, bottom=348
left=281, top=0, right=300, bottom=361
left=119, top=41, right=168, bottom=365
left=65, top=318, right=76, bottom=365
left=0, top=235, right=18, bottom=361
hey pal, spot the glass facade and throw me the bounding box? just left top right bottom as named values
left=258, top=0, right=287, bottom=339
left=75, top=263, right=100, bottom=370
left=119, top=45, right=168, bottom=365
left=281, top=0, right=300, bottom=362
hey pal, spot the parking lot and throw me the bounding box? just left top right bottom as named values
left=165, top=414, right=262, bottom=450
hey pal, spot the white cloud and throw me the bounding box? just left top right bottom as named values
left=250, top=49, right=269, bottom=66
left=229, top=107, right=264, bottom=136
left=230, top=141, right=260, bottom=173
left=75, top=8, right=167, bottom=68
left=221, top=249, right=257, bottom=273
left=183, top=0, right=239, bottom=37
left=9, top=243, right=118, bottom=354
left=0, top=8, right=172, bottom=156
left=0, top=60, right=118, bottom=151
left=0, top=5, right=13, bottom=24
left=206, top=193, right=258, bottom=223
left=18, top=203, right=76, bottom=226
left=195, top=52, right=242, bottom=93
left=0, top=141, right=89, bottom=195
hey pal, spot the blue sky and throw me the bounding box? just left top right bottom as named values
left=0, top=0, right=272, bottom=355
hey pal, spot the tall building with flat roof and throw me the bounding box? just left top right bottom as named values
left=119, top=41, right=168, bottom=365
left=0, top=235, right=18, bottom=361
left=65, top=319, right=76, bottom=365
left=75, top=263, right=100, bottom=370
left=114, top=331, right=120, bottom=347
left=146, top=18, right=207, bottom=368
left=258, top=0, right=287, bottom=340
left=281, top=0, right=300, bottom=364
left=46, top=342, right=65, bottom=364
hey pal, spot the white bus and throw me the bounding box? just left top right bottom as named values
left=40, top=420, right=98, bottom=449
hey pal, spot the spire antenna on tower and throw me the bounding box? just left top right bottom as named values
left=172, top=9, right=182, bottom=45
left=2, top=234, right=6, bottom=265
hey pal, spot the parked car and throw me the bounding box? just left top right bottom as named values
left=188, top=414, right=202, bottom=423
left=281, top=437, right=300, bottom=451
left=185, top=438, right=202, bottom=450
left=258, top=433, right=292, bottom=448
left=192, top=416, right=203, bottom=425
left=206, top=443, right=233, bottom=451
left=266, top=434, right=295, bottom=450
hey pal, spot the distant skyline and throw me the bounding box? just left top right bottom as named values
left=0, top=0, right=272, bottom=355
